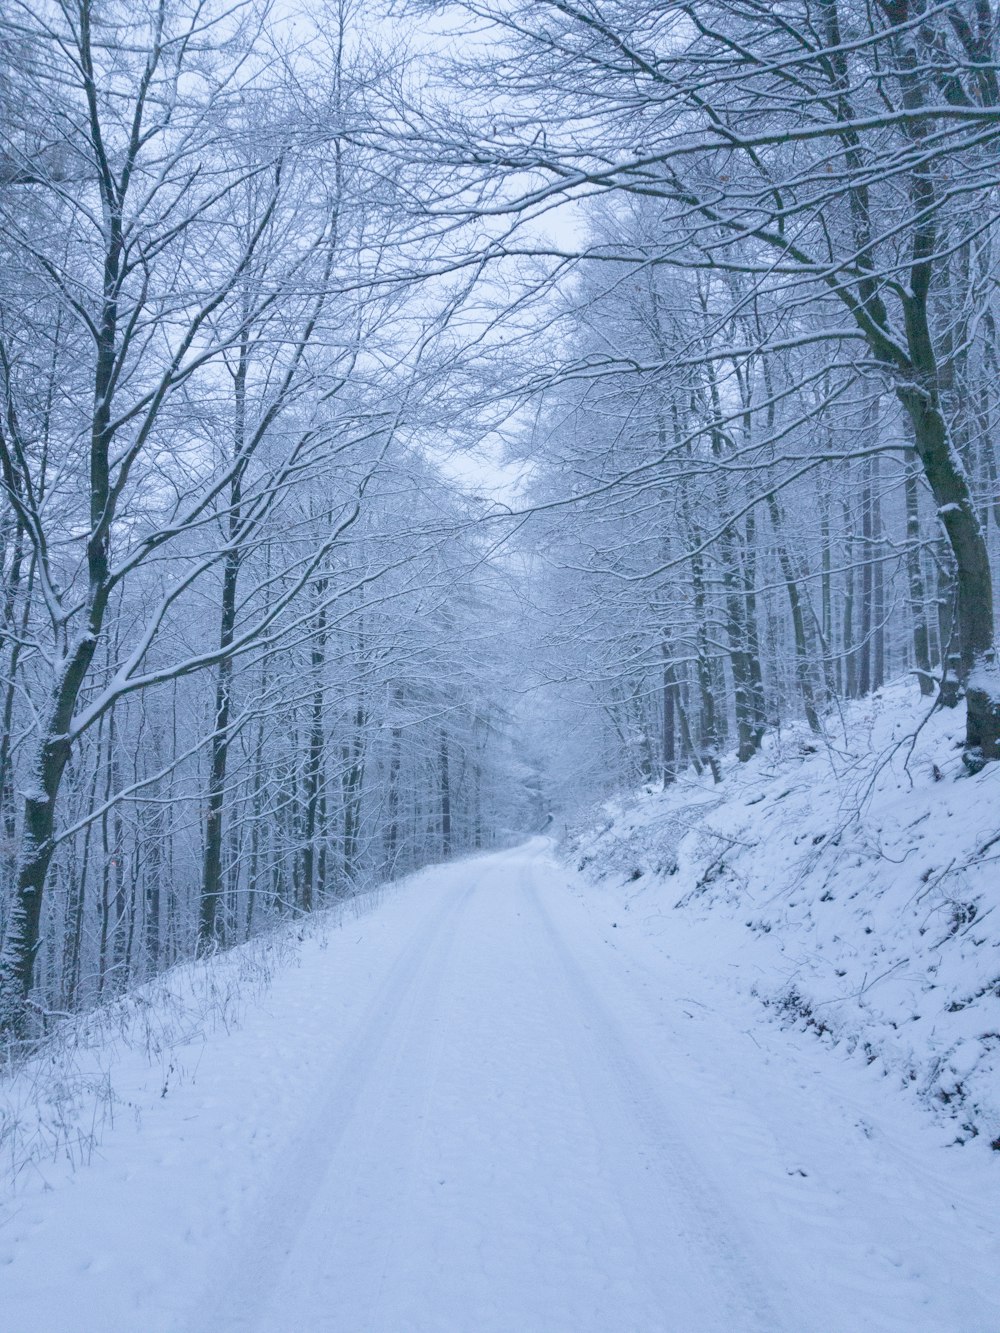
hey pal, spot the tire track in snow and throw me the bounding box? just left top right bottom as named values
left=188, top=874, right=476, bottom=1333
left=523, top=868, right=788, bottom=1333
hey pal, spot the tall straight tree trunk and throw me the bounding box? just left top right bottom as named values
left=439, top=728, right=452, bottom=856
left=820, top=483, right=835, bottom=694
left=341, top=701, right=366, bottom=884
left=767, top=494, right=822, bottom=734
left=661, top=642, right=677, bottom=787
left=384, top=685, right=404, bottom=874
left=144, top=803, right=163, bottom=981
left=842, top=498, right=858, bottom=699
left=742, top=513, right=768, bottom=738
left=0, top=521, right=27, bottom=863
left=904, top=454, right=934, bottom=694
left=872, top=454, right=885, bottom=693
left=707, top=352, right=761, bottom=762
left=65, top=729, right=103, bottom=1009
left=200, top=334, right=249, bottom=950
left=720, top=542, right=760, bottom=762
left=859, top=454, right=874, bottom=698
left=690, top=532, right=720, bottom=778
left=300, top=579, right=328, bottom=914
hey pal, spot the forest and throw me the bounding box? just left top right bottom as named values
left=1, top=0, right=999, bottom=1044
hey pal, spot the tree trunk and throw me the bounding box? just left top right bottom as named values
left=904, top=454, right=934, bottom=694
left=661, top=643, right=677, bottom=786
left=385, top=685, right=404, bottom=873
left=767, top=494, right=822, bottom=734
left=859, top=453, right=874, bottom=697
left=199, top=332, right=249, bottom=949
left=300, top=580, right=328, bottom=913
left=439, top=728, right=452, bottom=856
left=897, top=373, right=997, bottom=753
left=842, top=497, right=858, bottom=699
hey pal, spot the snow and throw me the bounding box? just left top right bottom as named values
left=567, top=682, right=1000, bottom=1145
left=3, top=820, right=1000, bottom=1331
left=968, top=652, right=1000, bottom=704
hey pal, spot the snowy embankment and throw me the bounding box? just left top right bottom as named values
left=565, top=681, right=1000, bottom=1147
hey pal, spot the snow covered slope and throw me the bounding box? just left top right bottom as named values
left=566, top=681, right=1000, bottom=1147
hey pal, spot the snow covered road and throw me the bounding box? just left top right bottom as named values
left=4, top=840, right=999, bottom=1331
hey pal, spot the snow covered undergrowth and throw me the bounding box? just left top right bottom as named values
left=565, top=680, right=1000, bottom=1148
left=0, top=884, right=389, bottom=1191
